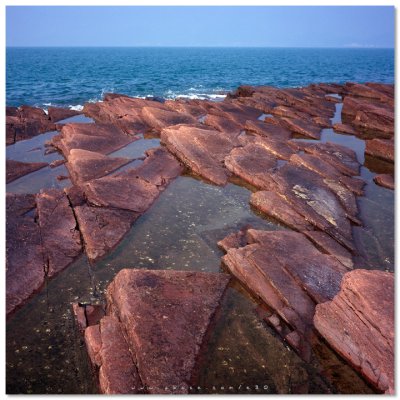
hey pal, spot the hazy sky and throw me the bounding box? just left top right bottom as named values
left=6, top=6, right=394, bottom=48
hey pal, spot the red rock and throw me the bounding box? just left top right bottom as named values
left=161, top=125, right=235, bottom=186
left=165, top=99, right=206, bottom=118
left=279, top=117, right=321, bottom=139
left=85, top=324, right=102, bottom=367
left=102, top=269, right=230, bottom=393
left=271, top=105, right=310, bottom=121
left=6, top=159, right=48, bottom=183
left=66, top=149, right=132, bottom=184
left=333, top=123, right=357, bottom=135
left=74, top=205, right=138, bottom=262
left=203, top=114, right=242, bottom=139
left=345, top=82, right=393, bottom=105
left=6, top=106, right=56, bottom=144
left=205, top=101, right=261, bottom=125
left=302, top=230, right=353, bottom=269
left=47, top=106, right=80, bottom=122
left=6, top=194, right=45, bottom=316
left=301, top=142, right=360, bottom=177
left=312, top=116, right=331, bottom=128
left=373, top=173, right=394, bottom=190
left=72, top=303, right=87, bottom=331
left=250, top=191, right=314, bottom=231
left=54, top=123, right=136, bottom=157
left=271, top=163, right=354, bottom=251
left=141, top=106, right=197, bottom=131
left=97, top=316, right=142, bottom=394
left=244, top=119, right=292, bottom=140
left=83, top=173, right=159, bottom=213
left=314, top=270, right=394, bottom=393
left=36, top=189, right=82, bottom=277
left=365, top=138, right=394, bottom=163
left=221, top=229, right=346, bottom=358
left=217, top=226, right=250, bottom=252
left=49, top=159, right=66, bottom=168
left=240, top=135, right=295, bottom=160
left=224, top=143, right=277, bottom=190
left=325, top=95, right=342, bottom=103
left=85, top=304, right=106, bottom=326
left=121, top=147, right=183, bottom=187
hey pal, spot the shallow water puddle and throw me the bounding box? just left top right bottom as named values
left=109, top=135, right=160, bottom=158
left=56, top=114, right=94, bottom=124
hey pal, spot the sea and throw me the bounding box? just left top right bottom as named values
left=6, top=47, right=394, bottom=109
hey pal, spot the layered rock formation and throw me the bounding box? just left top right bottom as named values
left=84, top=269, right=230, bottom=394
left=314, top=270, right=394, bottom=394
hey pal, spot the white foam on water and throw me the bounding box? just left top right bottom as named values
left=69, top=104, right=84, bottom=111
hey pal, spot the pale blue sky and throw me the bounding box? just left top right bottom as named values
left=6, top=6, right=395, bottom=48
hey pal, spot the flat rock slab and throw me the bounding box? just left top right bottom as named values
left=6, top=106, right=55, bottom=145
left=250, top=191, right=314, bottom=231
left=271, top=163, right=354, bottom=251
left=244, top=119, right=292, bottom=141
left=221, top=229, right=347, bottom=359
left=141, top=106, right=197, bottom=131
left=203, top=114, right=242, bottom=138
left=161, top=125, right=236, bottom=185
left=121, top=147, right=183, bottom=187
left=36, top=189, right=82, bottom=277
left=87, top=269, right=230, bottom=394
left=47, top=106, right=80, bottom=122
left=373, top=173, right=394, bottom=190
left=6, top=194, right=45, bottom=316
left=83, top=174, right=160, bottom=213
left=74, top=205, right=138, bottom=262
left=54, top=123, right=135, bottom=157
left=6, top=159, right=48, bottom=183
left=224, top=143, right=277, bottom=190
left=302, top=230, right=353, bottom=269
left=314, top=270, right=394, bottom=394
left=279, top=117, right=321, bottom=139
left=365, top=138, right=394, bottom=163
left=66, top=148, right=132, bottom=184
left=240, top=135, right=296, bottom=160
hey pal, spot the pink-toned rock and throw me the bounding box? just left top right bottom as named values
left=373, top=173, right=394, bottom=190
left=47, top=106, right=80, bottom=122
left=217, top=226, right=250, bottom=252
left=314, top=270, right=394, bottom=394
left=66, top=149, right=132, bottom=184
left=224, top=143, right=277, bottom=190
left=83, top=174, right=159, bottom=213
left=365, top=138, right=394, bottom=163
left=6, top=159, right=48, bottom=183
left=221, top=229, right=346, bottom=358
left=97, top=316, right=142, bottom=394
left=161, top=124, right=236, bottom=185
left=95, top=269, right=230, bottom=394
left=6, top=194, right=45, bottom=316
left=165, top=99, right=207, bottom=118
left=6, top=106, right=55, bottom=145
left=53, top=123, right=136, bottom=157
left=141, top=106, right=197, bottom=131
left=36, top=189, right=82, bottom=277
left=250, top=191, right=314, bottom=231
left=121, top=147, right=183, bottom=187
left=312, top=116, right=331, bottom=128
left=302, top=230, right=353, bottom=269
left=333, top=123, right=357, bottom=135
left=203, top=114, right=242, bottom=139
left=72, top=302, right=88, bottom=331
left=240, top=134, right=295, bottom=160
left=204, top=101, right=261, bottom=125
left=244, top=119, right=292, bottom=140
left=85, top=324, right=102, bottom=367
left=74, top=205, right=138, bottom=262
left=279, top=117, right=321, bottom=139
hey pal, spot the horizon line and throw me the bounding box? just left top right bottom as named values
left=6, top=45, right=394, bottom=49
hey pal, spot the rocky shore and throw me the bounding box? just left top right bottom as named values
left=6, top=82, right=394, bottom=394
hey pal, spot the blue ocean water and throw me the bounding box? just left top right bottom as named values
left=6, top=47, right=394, bottom=108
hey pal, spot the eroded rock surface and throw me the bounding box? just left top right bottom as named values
left=85, top=269, right=230, bottom=394
left=373, top=173, right=394, bottom=190
left=221, top=229, right=347, bottom=360
left=314, top=270, right=394, bottom=394
left=36, top=189, right=82, bottom=277
left=6, top=159, right=48, bottom=183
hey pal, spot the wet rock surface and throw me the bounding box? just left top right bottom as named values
left=6, top=82, right=394, bottom=394
left=314, top=270, right=394, bottom=394
left=6, top=106, right=55, bottom=145
left=86, top=269, right=230, bottom=394
left=47, top=107, right=81, bottom=123
left=6, top=159, right=48, bottom=183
